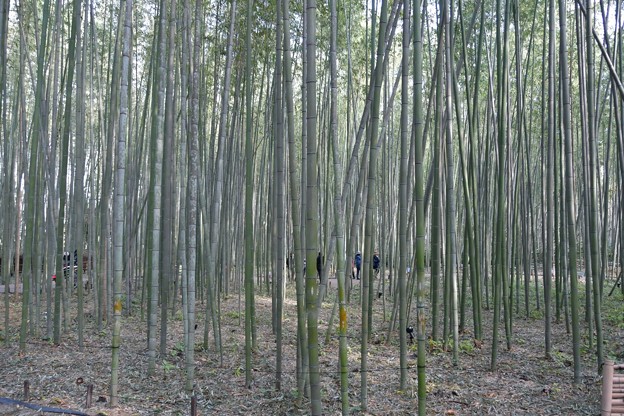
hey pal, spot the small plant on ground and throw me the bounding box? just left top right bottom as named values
left=174, top=310, right=183, bottom=321
left=170, top=341, right=185, bottom=357
left=551, top=350, right=573, bottom=367
left=530, top=309, right=544, bottom=320
left=603, top=292, right=624, bottom=329
left=162, top=360, right=175, bottom=373
left=428, top=339, right=445, bottom=354
left=225, top=310, right=240, bottom=320
left=458, top=339, right=475, bottom=354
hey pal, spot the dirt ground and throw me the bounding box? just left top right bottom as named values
left=0, top=274, right=621, bottom=415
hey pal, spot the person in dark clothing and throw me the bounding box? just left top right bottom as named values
left=317, top=251, right=323, bottom=283
left=354, top=251, right=362, bottom=279
left=286, top=252, right=295, bottom=281
left=373, top=249, right=380, bottom=277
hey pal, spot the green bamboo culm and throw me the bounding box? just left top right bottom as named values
left=361, top=0, right=387, bottom=410
left=53, top=0, right=82, bottom=346
left=413, top=0, right=427, bottom=412
left=304, top=0, right=322, bottom=412
left=584, top=0, right=603, bottom=373
left=281, top=0, right=308, bottom=398
left=274, top=0, right=284, bottom=391
left=558, top=0, right=581, bottom=381
left=328, top=0, right=350, bottom=411
left=19, top=0, right=51, bottom=353
left=110, top=0, right=131, bottom=404
left=244, top=0, right=256, bottom=389
left=491, top=0, right=510, bottom=371
left=398, top=0, right=411, bottom=392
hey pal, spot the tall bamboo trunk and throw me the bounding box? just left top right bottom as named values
left=583, top=0, right=604, bottom=372
left=557, top=0, right=581, bottom=376
left=304, top=0, right=322, bottom=413
left=111, top=0, right=131, bottom=405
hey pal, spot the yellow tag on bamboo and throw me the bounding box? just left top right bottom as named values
left=339, top=309, right=347, bottom=332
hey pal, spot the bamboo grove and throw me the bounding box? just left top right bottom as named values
left=0, top=0, right=623, bottom=414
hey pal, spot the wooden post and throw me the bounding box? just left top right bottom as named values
left=190, top=395, right=197, bottom=416
left=23, top=380, right=29, bottom=401
left=86, top=383, right=94, bottom=408
left=603, top=360, right=614, bottom=416
left=613, top=364, right=624, bottom=414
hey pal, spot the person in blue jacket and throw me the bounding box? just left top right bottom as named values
left=354, top=251, right=362, bottom=280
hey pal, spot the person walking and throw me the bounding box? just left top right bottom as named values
left=354, top=251, right=362, bottom=280
left=316, top=251, right=323, bottom=283
left=373, top=249, right=380, bottom=278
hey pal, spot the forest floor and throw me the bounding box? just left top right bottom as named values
left=0, top=272, right=622, bottom=415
